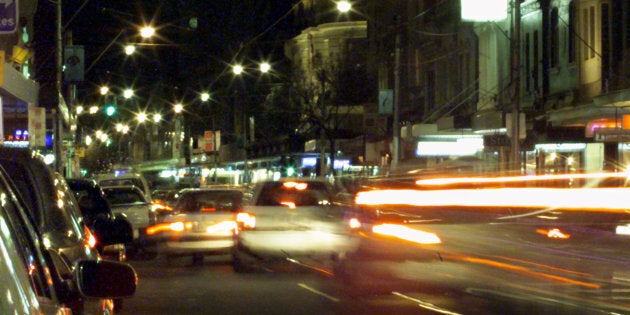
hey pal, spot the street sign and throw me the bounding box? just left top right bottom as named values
left=0, top=0, right=17, bottom=34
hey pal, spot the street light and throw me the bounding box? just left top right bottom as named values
left=200, top=92, right=210, bottom=102
left=140, top=26, right=156, bottom=39
left=232, top=64, right=244, bottom=75
left=123, top=88, right=134, bottom=99
left=336, top=1, right=352, bottom=13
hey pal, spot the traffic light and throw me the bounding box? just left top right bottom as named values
left=104, top=104, right=116, bottom=116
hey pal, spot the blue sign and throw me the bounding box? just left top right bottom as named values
left=0, top=0, right=17, bottom=34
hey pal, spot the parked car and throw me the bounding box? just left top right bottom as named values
left=0, top=147, right=136, bottom=313
left=0, top=162, right=137, bottom=314
left=148, top=187, right=247, bottom=264
left=66, top=178, right=133, bottom=258
left=102, top=185, right=158, bottom=253
left=232, top=178, right=359, bottom=272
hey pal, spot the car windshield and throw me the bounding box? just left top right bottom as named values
left=174, top=190, right=244, bottom=213
left=104, top=188, right=147, bottom=206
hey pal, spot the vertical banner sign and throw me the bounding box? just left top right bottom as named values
left=0, top=0, right=18, bottom=34
left=204, top=130, right=221, bottom=152
left=204, top=130, right=214, bottom=152
left=28, top=104, right=46, bottom=147
left=0, top=50, right=4, bottom=86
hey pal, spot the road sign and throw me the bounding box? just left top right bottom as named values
left=0, top=0, right=17, bottom=34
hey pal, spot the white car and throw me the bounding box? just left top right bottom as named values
left=232, top=178, right=358, bottom=272
left=102, top=185, right=158, bottom=250
left=148, top=188, right=247, bottom=264
left=97, top=172, right=152, bottom=202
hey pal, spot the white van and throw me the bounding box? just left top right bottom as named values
left=96, top=172, right=152, bottom=201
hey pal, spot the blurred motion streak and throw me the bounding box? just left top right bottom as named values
left=355, top=188, right=630, bottom=211
left=415, top=172, right=630, bottom=186
left=236, top=212, right=256, bottom=229
left=146, top=221, right=187, bottom=235
left=372, top=224, right=441, bottom=244
left=280, top=201, right=297, bottom=209
left=536, top=228, right=570, bottom=239
left=205, top=221, right=238, bottom=234
left=445, top=254, right=601, bottom=289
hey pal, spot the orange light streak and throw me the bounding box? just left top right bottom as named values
left=355, top=188, right=630, bottom=211
left=280, top=201, right=296, bottom=209
left=445, top=254, right=601, bottom=289
left=415, top=172, right=630, bottom=186
left=372, top=223, right=441, bottom=244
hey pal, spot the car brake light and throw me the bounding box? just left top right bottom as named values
left=146, top=221, right=192, bottom=235
left=235, top=212, right=256, bottom=229
left=372, top=223, right=441, bottom=244
left=348, top=217, right=361, bottom=229
left=84, top=226, right=97, bottom=248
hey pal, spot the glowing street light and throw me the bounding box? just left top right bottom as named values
left=153, top=113, right=162, bottom=123
left=124, top=44, right=136, bottom=55
left=336, top=1, right=352, bottom=13
left=137, top=112, right=148, bottom=123
left=99, top=86, right=109, bottom=95
left=123, top=88, right=134, bottom=99
left=89, top=105, right=99, bottom=114
left=140, top=26, right=156, bottom=39
left=200, top=92, right=210, bottom=102
left=259, top=62, right=271, bottom=73
left=232, top=64, right=244, bottom=75
left=173, top=103, right=184, bottom=114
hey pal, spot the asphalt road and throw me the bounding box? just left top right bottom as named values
left=117, top=254, right=436, bottom=315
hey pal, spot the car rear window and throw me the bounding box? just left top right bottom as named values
left=175, top=191, right=243, bottom=213
left=104, top=189, right=146, bottom=205
left=255, top=181, right=333, bottom=206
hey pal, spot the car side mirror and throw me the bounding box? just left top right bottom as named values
left=93, top=216, right=133, bottom=245
left=75, top=260, right=137, bottom=298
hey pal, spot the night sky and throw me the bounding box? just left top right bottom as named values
left=34, top=0, right=299, bottom=112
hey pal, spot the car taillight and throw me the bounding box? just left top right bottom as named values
left=372, top=223, right=441, bottom=245
left=84, top=226, right=97, bottom=248
left=348, top=217, right=361, bottom=229
left=151, top=202, right=172, bottom=212
left=146, top=221, right=192, bottom=235
left=235, top=212, right=256, bottom=229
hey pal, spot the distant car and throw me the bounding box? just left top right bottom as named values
left=102, top=185, right=158, bottom=252
left=232, top=178, right=359, bottom=272
left=97, top=172, right=152, bottom=202
left=148, top=188, right=247, bottom=264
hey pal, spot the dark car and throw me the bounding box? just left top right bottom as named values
left=0, top=147, right=136, bottom=314
left=0, top=161, right=137, bottom=314
left=66, top=178, right=132, bottom=261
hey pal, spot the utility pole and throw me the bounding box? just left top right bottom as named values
left=391, top=15, right=401, bottom=171
left=510, top=0, right=522, bottom=172
left=55, top=0, right=63, bottom=173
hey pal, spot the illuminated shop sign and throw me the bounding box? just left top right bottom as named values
left=416, top=137, right=484, bottom=157
left=535, top=143, right=587, bottom=152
